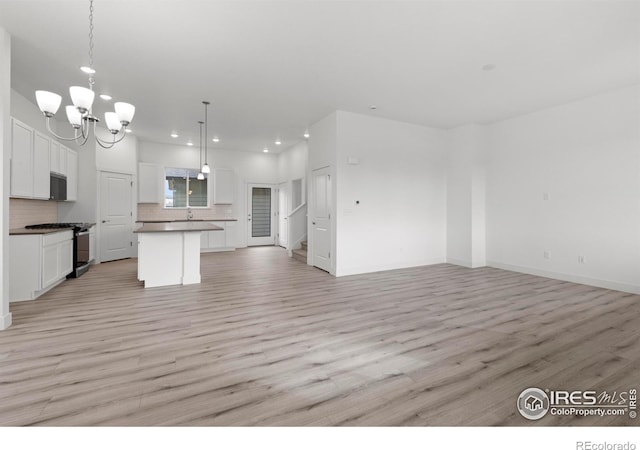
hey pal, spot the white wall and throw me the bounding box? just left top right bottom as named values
left=486, top=85, right=640, bottom=293
left=96, top=127, right=138, bottom=175
left=0, top=27, right=12, bottom=330
left=446, top=123, right=487, bottom=268
left=138, top=141, right=279, bottom=248
left=334, top=111, right=447, bottom=276
left=278, top=141, right=308, bottom=184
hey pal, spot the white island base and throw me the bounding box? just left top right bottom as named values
left=135, top=222, right=223, bottom=288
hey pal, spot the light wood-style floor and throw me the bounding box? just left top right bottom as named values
left=1, top=247, right=638, bottom=426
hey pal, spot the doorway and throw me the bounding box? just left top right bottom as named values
left=247, top=183, right=276, bottom=246
left=311, top=167, right=332, bottom=272
left=99, top=171, right=134, bottom=262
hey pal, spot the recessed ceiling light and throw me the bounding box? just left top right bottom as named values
left=212, top=137, right=219, bottom=143
left=369, top=105, right=377, bottom=110
left=275, top=140, right=281, bottom=145
left=303, top=131, right=310, bottom=139
left=125, top=128, right=132, bottom=133
left=170, top=133, right=179, bottom=138
left=482, top=64, right=496, bottom=71
left=80, top=66, right=95, bottom=74
left=187, top=142, right=193, bottom=146
left=99, top=94, right=112, bottom=101
left=263, top=148, right=269, bottom=153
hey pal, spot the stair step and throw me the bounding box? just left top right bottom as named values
left=292, top=248, right=307, bottom=263
left=301, top=241, right=308, bottom=251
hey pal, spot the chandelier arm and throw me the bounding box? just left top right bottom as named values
left=44, top=117, right=83, bottom=142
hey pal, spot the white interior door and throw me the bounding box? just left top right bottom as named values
left=278, top=182, right=288, bottom=248
left=100, top=172, right=134, bottom=262
left=312, top=167, right=332, bottom=272
left=247, top=184, right=275, bottom=246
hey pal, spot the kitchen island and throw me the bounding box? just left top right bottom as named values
left=134, top=222, right=223, bottom=288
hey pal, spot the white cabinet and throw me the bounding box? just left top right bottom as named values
left=225, top=221, right=236, bottom=248
left=213, top=168, right=235, bottom=204
left=10, top=117, right=52, bottom=200
left=66, top=149, right=78, bottom=201
left=10, top=118, right=36, bottom=198
left=51, top=142, right=68, bottom=176
left=138, top=163, right=162, bottom=203
left=10, top=230, right=74, bottom=302
left=33, top=131, right=51, bottom=199
left=200, top=221, right=237, bottom=252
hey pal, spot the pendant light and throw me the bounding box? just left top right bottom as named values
left=34, top=0, right=135, bottom=149
left=201, top=101, right=211, bottom=174
left=197, top=121, right=205, bottom=180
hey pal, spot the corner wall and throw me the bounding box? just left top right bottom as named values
left=333, top=111, right=447, bottom=276
left=0, top=28, right=11, bottom=329
left=486, top=84, right=640, bottom=293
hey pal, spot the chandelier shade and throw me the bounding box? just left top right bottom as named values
left=114, top=102, right=135, bottom=125
left=65, top=106, right=83, bottom=128
left=35, top=91, right=62, bottom=117
left=69, top=86, right=95, bottom=113
left=104, top=112, right=123, bottom=133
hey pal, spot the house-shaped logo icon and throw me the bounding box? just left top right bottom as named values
left=525, top=395, right=543, bottom=411
left=517, top=387, right=550, bottom=420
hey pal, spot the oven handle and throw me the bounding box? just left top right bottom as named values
left=77, top=231, right=90, bottom=236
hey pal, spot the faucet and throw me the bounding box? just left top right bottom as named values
left=187, top=208, right=194, bottom=220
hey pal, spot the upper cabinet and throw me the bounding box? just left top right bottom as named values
left=213, top=168, right=235, bottom=204
left=10, top=117, right=78, bottom=202
left=10, top=118, right=35, bottom=198
left=66, top=148, right=78, bottom=202
left=10, top=118, right=50, bottom=200
left=138, top=162, right=162, bottom=203
left=50, top=140, right=67, bottom=176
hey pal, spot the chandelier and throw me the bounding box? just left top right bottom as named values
left=34, top=0, right=135, bottom=149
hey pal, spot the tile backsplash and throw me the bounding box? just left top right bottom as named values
left=10, top=198, right=58, bottom=229
left=137, top=203, right=235, bottom=221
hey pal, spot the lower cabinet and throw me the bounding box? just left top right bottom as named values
left=200, top=221, right=237, bottom=253
left=10, top=230, right=74, bottom=302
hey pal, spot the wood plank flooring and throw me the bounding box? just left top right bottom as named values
left=1, top=246, right=638, bottom=426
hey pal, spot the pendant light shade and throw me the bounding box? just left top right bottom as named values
left=69, top=86, right=95, bottom=113
left=104, top=112, right=123, bottom=133
left=114, top=102, right=135, bottom=125
left=66, top=105, right=83, bottom=128
left=35, top=91, right=62, bottom=117
left=201, top=163, right=210, bottom=174
left=197, top=172, right=205, bottom=180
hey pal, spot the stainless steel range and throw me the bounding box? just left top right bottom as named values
left=25, top=222, right=95, bottom=278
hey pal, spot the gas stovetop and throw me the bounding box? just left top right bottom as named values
left=25, top=223, right=93, bottom=231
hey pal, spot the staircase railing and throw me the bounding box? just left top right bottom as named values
left=286, top=202, right=307, bottom=256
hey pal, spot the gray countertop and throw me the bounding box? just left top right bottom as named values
left=10, top=227, right=74, bottom=235
left=137, top=218, right=238, bottom=223
left=134, top=222, right=224, bottom=233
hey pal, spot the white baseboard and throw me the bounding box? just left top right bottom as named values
left=487, top=260, right=640, bottom=295
left=446, top=258, right=473, bottom=268
left=335, top=257, right=447, bottom=277
left=0, top=312, right=12, bottom=330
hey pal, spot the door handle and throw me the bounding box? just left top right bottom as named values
left=102, top=220, right=110, bottom=223
left=312, top=222, right=316, bottom=225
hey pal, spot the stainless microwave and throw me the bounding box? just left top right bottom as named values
left=50, top=173, right=67, bottom=201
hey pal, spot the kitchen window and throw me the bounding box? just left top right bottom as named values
left=164, top=168, right=208, bottom=208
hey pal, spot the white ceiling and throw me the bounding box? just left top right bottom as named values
left=1, top=0, right=638, bottom=153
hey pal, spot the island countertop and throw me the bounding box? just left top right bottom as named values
left=134, top=222, right=224, bottom=233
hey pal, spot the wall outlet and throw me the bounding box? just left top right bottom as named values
left=543, top=250, right=551, bottom=259
left=543, top=192, right=550, bottom=201
left=578, top=255, right=586, bottom=264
